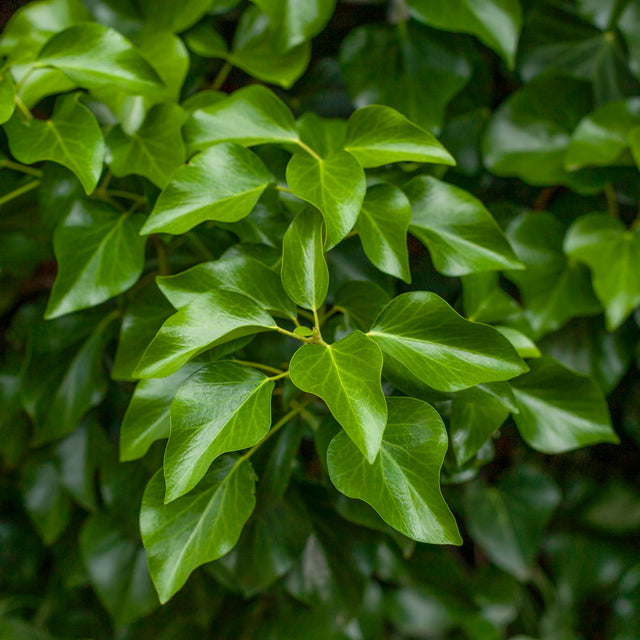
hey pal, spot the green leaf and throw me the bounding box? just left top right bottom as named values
left=369, top=292, right=528, bottom=392
left=565, top=98, right=640, bottom=171
left=164, top=363, right=274, bottom=502
left=465, top=467, right=561, bottom=580
left=4, top=93, right=105, bottom=194
left=106, top=103, right=186, bottom=189
left=120, top=364, right=201, bottom=462
left=184, top=85, right=298, bottom=153
left=344, top=105, right=455, bottom=168
left=289, top=331, right=386, bottom=463
left=286, top=150, right=366, bottom=249
left=140, top=143, right=272, bottom=235
left=407, top=0, right=522, bottom=68
left=483, top=74, right=593, bottom=185
left=494, top=326, right=541, bottom=359
left=462, top=271, right=521, bottom=324
left=630, top=126, right=640, bottom=169
left=137, top=0, right=214, bottom=32
left=157, top=247, right=296, bottom=319
left=505, top=212, right=601, bottom=336
left=80, top=514, right=158, bottom=625
left=355, top=184, right=411, bottom=282
left=0, top=70, right=15, bottom=125
left=333, top=281, right=392, bottom=332
left=564, top=213, right=640, bottom=330
left=510, top=356, right=618, bottom=453
left=328, top=396, right=461, bottom=545
left=36, top=23, right=163, bottom=94
left=297, top=113, right=347, bottom=158
left=406, top=176, right=522, bottom=276
left=281, top=207, right=329, bottom=311
left=140, top=456, right=257, bottom=603
left=45, top=201, right=146, bottom=319
left=133, top=289, right=276, bottom=378
left=339, top=21, right=471, bottom=132
left=0, top=619, right=64, bottom=640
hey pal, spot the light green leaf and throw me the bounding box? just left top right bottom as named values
left=281, top=207, right=328, bottom=311
left=565, top=213, right=640, bottom=330
left=406, top=176, right=523, bottom=276
left=134, top=289, right=276, bottom=378
left=0, top=71, right=15, bottom=125
left=106, top=103, right=186, bottom=189
left=140, top=143, right=273, bottom=235
left=157, top=247, right=296, bottom=319
left=565, top=98, right=640, bottom=171
left=344, top=105, right=455, bottom=168
left=80, top=514, right=158, bottom=625
left=5, top=93, right=105, bottom=194
left=289, top=331, right=386, bottom=463
left=140, top=457, right=256, bottom=603
left=510, top=356, right=618, bottom=453
left=286, top=150, right=366, bottom=249
left=45, top=201, right=146, bottom=319
left=184, top=85, right=298, bottom=153
left=407, top=0, right=522, bottom=68
left=328, top=396, right=461, bottom=545
left=369, top=292, right=528, bottom=392
left=164, top=363, right=274, bottom=501
left=355, top=184, right=411, bottom=282
left=297, top=113, right=347, bottom=158
left=137, top=0, right=213, bottom=32
left=36, top=23, right=163, bottom=94
left=120, top=364, right=201, bottom=462
left=494, top=326, right=541, bottom=359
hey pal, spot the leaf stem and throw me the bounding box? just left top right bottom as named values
left=273, top=325, right=313, bottom=343
left=15, top=95, right=33, bottom=120
left=0, top=180, right=40, bottom=207
left=107, top=189, right=147, bottom=202
left=605, top=183, right=619, bottom=219
left=274, top=184, right=293, bottom=194
left=232, top=359, right=285, bottom=376
left=269, top=371, right=290, bottom=381
left=0, top=159, right=42, bottom=177
left=320, top=305, right=344, bottom=324
left=153, top=235, right=171, bottom=275
left=294, top=139, right=322, bottom=162
left=211, top=61, right=233, bottom=91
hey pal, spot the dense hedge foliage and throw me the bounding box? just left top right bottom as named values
left=1, top=0, right=639, bottom=638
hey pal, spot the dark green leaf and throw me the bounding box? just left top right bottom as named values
left=333, top=281, right=392, bottom=332
left=462, top=271, right=521, bottom=324
left=297, top=112, right=347, bottom=157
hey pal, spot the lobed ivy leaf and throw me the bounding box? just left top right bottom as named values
left=369, top=292, right=528, bottom=392
left=140, top=457, right=257, bottom=603
left=0, top=71, right=16, bottom=125
left=289, top=331, right=386, bottom=463
left=5, top=93, right=105, bottom=194
left=45, top=200, right=146, bottom=319
left=140, top=143, right=272, bottom=235
left=281, top=207, right=329, bottom=311
left=328, top=396, right=462, bottom=545
left=286, top=150, right=365, bottom=249
left=406, top=176, right=523, bottom=276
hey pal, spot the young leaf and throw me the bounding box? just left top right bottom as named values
left=281, top=207, right=329, bottom=311
left=368, top=292, right=528, bottom=392
left=45, top=201, right=146, bottom=319
left=564, top=213, right=640, bottom=330
left=286, top=150, right=366, bottom=249
left=106, top=103, right=186, bottom=189
left=405, top=176, right=523, bottom=276
left=328, top=396, right=462, bottom=545
left=344, top=105, right=455, bottom=168
left=5, top=93, right=105, bottom=194
left=140, top=143, right=273, bottom=235
left=35, top=23, right=163, bottom=94
left=355, top=183, right=412, bottom=282
left=0, top=71, right=16, bottom=125
left=184, top=85, right=298, bottom=152
left=510, top=356, right=619, bottom=453
left=140, top=457, right=257, bottom=603
left=164, top=363, right=274, bottom=502
left=133, top=289, right=276, bottom=378
left=289, top=331, right=386, bottom=463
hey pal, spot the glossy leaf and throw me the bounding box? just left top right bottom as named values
left=0, top=70, right=15, bottom=125
left=564, top=213, right=640, bottom=330
left=134, top=289, right=276, bottom=378
left=355, top=184, right=411, bottom=282
left=286, top=150, right=365, bottom=249
left=369, top=292, right=528, bottom=392
left=5, top=93, right=105, bottom=194
left=289, top=331, right=386, bottom=463
left=406, top=176, right=522, bottom=276
left=297, top=112, right=347, bottom=158
left=45, top=200, right=146, bottom=319
left=510, top=356, right=618, bottom=453
left=281, top=207, right=328, bottom=311
left=137, top=0, right=213, bottom=33
left=328, top=396, right=461, bottom=545
left=140, top=143, right=272, bottom=235
left=344, top=105, right=454, bottom=168
left=140, top=457, right=256, bottom=603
